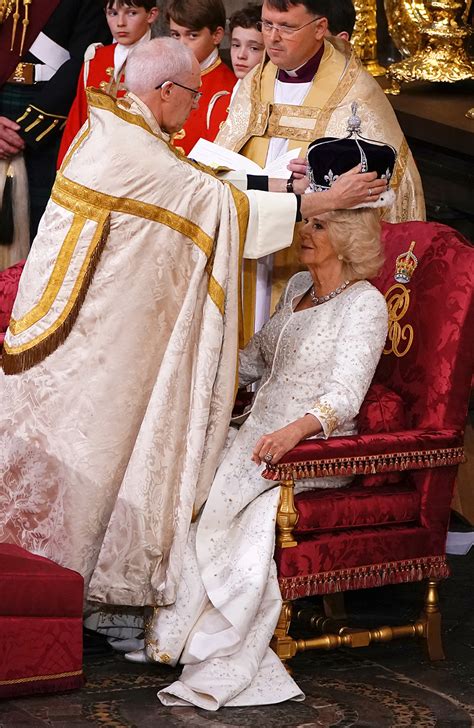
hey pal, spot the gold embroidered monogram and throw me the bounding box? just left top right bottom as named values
left=383, top=283, right=414, bottom=358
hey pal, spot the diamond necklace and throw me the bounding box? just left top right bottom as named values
left=310, top=279, right=351, bottom=306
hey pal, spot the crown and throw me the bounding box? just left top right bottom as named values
left=394, top=241, right=418, bottom=284
left=306, top=102, right=397, bottom=209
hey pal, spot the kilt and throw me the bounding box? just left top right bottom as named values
left=0, top=83, right=60, bottom=241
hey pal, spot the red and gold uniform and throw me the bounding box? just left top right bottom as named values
left=57, top=44, right=123, bottom=167
left=57, top=31, right=150, bottom=167
left=172, top=53, right=236, bottom=156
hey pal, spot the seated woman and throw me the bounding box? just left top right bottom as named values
left=130, top=128, right=392, bottom=709
left=130, top=211, right=388, bottom=705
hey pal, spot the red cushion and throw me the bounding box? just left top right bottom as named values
left=294, top=483, right=419, bottom=536
left=357, top=383, right=406, bottom=486
left=0, top=615, right=84, bottom=698
left=0, top=544, right=83, bottom=617
left=358, top=383, right=406, bottom=434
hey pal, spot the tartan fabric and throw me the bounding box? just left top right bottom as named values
left=0, top=83, right=58, bottom=240
left=0, top=83, right=37, bottom=119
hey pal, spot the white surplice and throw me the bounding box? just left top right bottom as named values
left=0, top=90, right=297, bottom=609
left=255, top=79, right=311, bottom=334
left=146, top=274, right=388, bottom=708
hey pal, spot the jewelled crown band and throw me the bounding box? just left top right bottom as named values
left=306, top=102, right=397, bottom=209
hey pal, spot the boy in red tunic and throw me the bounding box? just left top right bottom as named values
left=166, top=0, right=236, bottom=155
left=57, top=0, right=158, bottom=167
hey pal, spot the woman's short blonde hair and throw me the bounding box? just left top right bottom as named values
left=318, top=208, right=384, bottom=280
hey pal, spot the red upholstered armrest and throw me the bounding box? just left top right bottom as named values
left=262, top=428, right=465, bottom=481
left=0, top=259, right=25, bottom=334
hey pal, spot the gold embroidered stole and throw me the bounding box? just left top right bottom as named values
left=239, top=42, right=357, bottom=342
left=240, top=41, right=350, bottom=165
left=3, top=90, right=249, bottom=374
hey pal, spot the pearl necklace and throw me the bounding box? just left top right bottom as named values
left=310, top=279, right=350, bottom=306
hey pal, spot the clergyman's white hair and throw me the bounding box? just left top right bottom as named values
left=126, top=38, right=194, bottom=95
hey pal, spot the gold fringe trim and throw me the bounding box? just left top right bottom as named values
left=279, top=555, right=450, bottom=599
left=2, top=214, right=110, bottom=374
left=10, top=214, right=87, bottom=335
left=263, top=446, right=466, bottom=481
left=0, top=669, right=83, bottom=686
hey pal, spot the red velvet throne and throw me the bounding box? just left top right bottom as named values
left=264, top=221, right=474, bottom=664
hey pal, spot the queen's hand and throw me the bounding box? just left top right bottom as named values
left=251, top=414, right=322, bottom=465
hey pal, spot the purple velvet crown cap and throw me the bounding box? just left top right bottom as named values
left=307, top=102, right=397, bottom=208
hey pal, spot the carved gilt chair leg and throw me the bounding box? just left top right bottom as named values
left=271, top=600, right=298, bottom=667
left=276, top=478, right=299, bottom=548
left=420, top=579, right=445, bottom=661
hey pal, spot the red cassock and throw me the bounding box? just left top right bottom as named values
left=57, top=44, right=126, bottom=168
left=172, top=56, right=236, bottom=156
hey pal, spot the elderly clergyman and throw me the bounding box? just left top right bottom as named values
left=0, top=39, right=385, bottom=612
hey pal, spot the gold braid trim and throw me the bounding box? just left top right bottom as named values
left=201, top=56, right=222, bottom=77
left=312, top=48, right=361, bottom=138
left=228, top=183, right=250, bottom=262
left=3, top=212, right=110, bottom=373
left=0, top=669, right=83, bottom=686
left=17, top=105, right=67, bottom=123
left=226, top=58, right=268, bottom=154
left=10, top=214, right=89, bottom=335
left=390, top=137, right=409, bottom=192
left=278, top=555, right=449, bottom=599
left=262, top=446, right=466, bottom=480
left=53, top=174, right=214, bottom=259
left=228, top=183, right=250, bottom=385
left=0, top=0, right=14, bottom=25
left=52, top=174, right=224, bottom=314
left=59, top=125, right=90, bottom=174
left=87, top=88, right=158, bottom=138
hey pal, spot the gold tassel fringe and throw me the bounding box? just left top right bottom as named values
left=2, top=214, right=110, bottom=374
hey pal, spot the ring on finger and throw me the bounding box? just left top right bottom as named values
left=368, top=188, right=373, bottom=196
left=264, top=452, right=274, bottom=463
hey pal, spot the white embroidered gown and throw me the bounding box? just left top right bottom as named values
left=146, top=273, right=388, bottom=709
